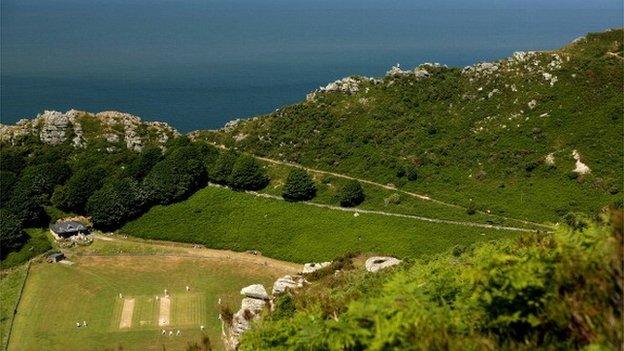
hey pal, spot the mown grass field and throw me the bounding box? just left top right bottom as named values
left=7, top=238, right=297, bottom=351
left=121, top=185, right=525, bottom=263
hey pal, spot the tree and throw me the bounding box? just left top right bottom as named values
left=209, top=150, right=238, bottom=185
left=0, top=209, right=26, bottom=258
left=14, top=163, right=71, bottom=198
left=282, top=169, right=316, bottom=201
left=5, top=190, right=47, bottom=226
left=142, top=146, right=207, bottom=205
left=0, top=171, right=18, bottom=204
left=124, top=146, right=163, bottom=180
left=86, top=178, right=145, bottom=230
left=336, top=180, right=365, bottom=207
left=229, top=155, right=269, bottom=191
left=51, top=167, right=108, bottom=213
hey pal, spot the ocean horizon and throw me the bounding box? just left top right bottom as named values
left=2, top=0, right=622, bottom=132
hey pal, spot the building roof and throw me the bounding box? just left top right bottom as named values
left=50, top=221, right=88, bottom=234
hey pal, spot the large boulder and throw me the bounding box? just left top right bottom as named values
left=302, top=261, right=331, bottom=274
left=241, top=297, right=267, bottom=314
left=272, top=275, right=307, bottom=295
left=240, top=284, right=269, bottom=300
left=365, top=256, right=402, bottom=273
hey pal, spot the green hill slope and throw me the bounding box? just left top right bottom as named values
left=198, top=29, right=624, bottom=222
left=120, top=185, right=523, bottom=263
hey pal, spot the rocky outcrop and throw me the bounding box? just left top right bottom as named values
left=306, top=76, right=380, bottom=101
left=223, top=274, right=309, bottom=350
left=0, top=109, right=179, bottom=151
left=365, top=256, right=402, bottom=273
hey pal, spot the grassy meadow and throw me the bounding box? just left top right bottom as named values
left=7, top=238, right=297, bottom=351
left=121, top=185, right=525, bottom=263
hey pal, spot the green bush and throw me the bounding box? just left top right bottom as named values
left=336, top=180, right=365, bottom=207
left=229, top=155, right=269, bottom=191
left=86, top=178, right=145, bottom=230
left=282, top=169, right=316, bottom=202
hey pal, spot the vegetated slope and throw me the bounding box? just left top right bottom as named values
left=239, top=210, right=623, bottom=350
left=121, top=185, right=522, bottom=263
left=198, top=29, right=624, bottom=222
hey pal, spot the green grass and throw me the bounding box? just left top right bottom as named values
left=0, top=265, right=29, bottom=351
left=261, top=161, right=544, bottom=229
left=7, top=248, right=294, bottom=351
left=0, top=229, right=53, bottom=270
left=122, top=185, right=523, bottom=263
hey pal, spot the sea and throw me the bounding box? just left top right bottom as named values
left=1, top=0, right=622, bottom=132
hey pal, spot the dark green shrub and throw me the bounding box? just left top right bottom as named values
left=466, top=200, right=477, bottom=215
left=336, top=180, right=365, bottom=207
left=282, top=169, right=316, bottom=202
left=405, top=164, right=418, bottom=181
left=229, top=155, right=269, bottom=191
left=86, top=178, right=145, bottom=230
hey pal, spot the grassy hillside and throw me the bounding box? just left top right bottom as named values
left=121, top=184, right=524, bottom=263
left=7, top=238, right=297, bottom=351
left=239, top=210, right=623, bottom=350
left=198, top=29, right=624, bottom=222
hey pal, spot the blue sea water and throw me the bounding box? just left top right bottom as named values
left=1, top=0, right=622, bottom=132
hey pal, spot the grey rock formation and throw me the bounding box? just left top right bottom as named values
left=272, top=275, right=307, bottom=295
left=302, top=261, right=331, bottom=274
left=240, top=284, right=269, bottom=300
left=0, top=109, right=178, bottom=150
left=365, top=256, right=402, bottom=273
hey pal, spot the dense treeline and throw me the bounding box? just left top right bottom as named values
left=240, top=210, right=623, bottom=350
left=0, top=137, right=270, bottom=258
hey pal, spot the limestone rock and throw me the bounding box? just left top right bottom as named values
left=240, top=284, right=269, bottom=300
left=272, top=275, right=307, bottom=295
left=241, top=297, right=267, bottom=314
left=302, top=261, right=331, bottom=274
left=365, top=256, right=402, bottom=273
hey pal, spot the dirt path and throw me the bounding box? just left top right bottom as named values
left=119, top=298, right=135, bottom=329
left=209, top=143, right=552, bottom=230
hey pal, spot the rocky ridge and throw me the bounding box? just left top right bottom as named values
left=0, top=109, right=179, bottom=151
